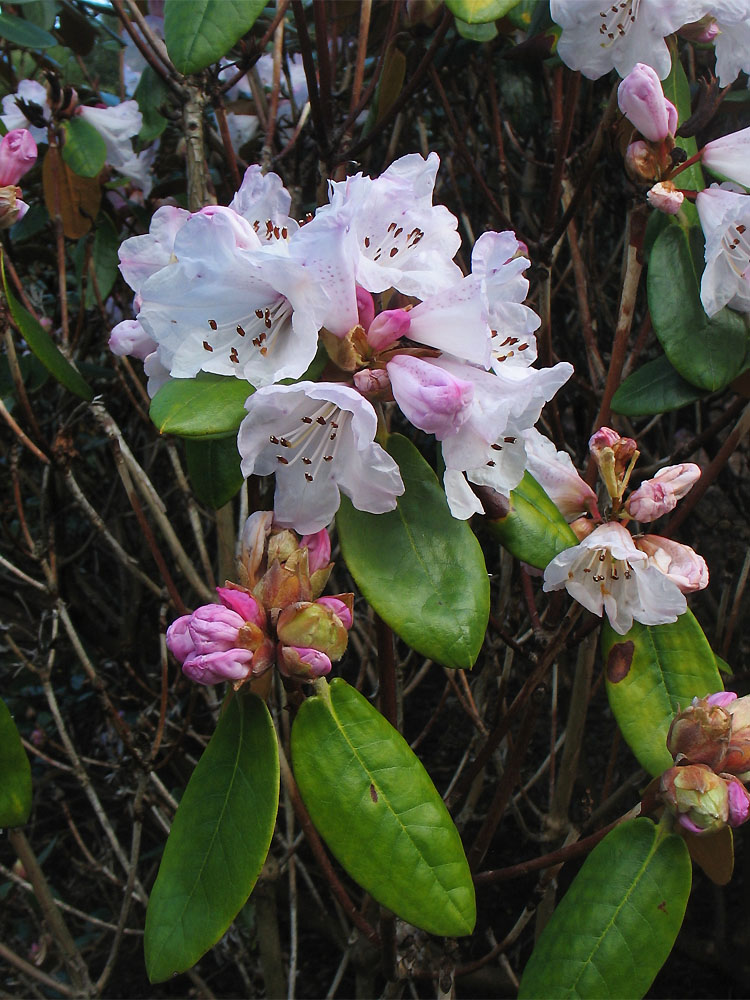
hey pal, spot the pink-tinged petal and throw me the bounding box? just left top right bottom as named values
left=217, top=586, right=265, bottom=626
left=387, top=354, right=475, bottom=439
left=356, top=286, right=375, bottom=332
left=300, top=528, right=331, bottom=573
left=633, top=535, right=709, bottom=593
left=316, top=596, right=353, bottom=629
left=166, top=615, right=195, bottom=662
left=407, top=275, right=492, bottom=367
left=627, top=463, right=700, bottom=521
left=523, top=428, right=599, bottom=521
left=647, top=182, right=684, bottom=215
left=1, top=80, right=50, bottom=143
left=0, top=129, right=37, bottom=186
left=229, top=164, right=298, bottom=242
left=707, top=691, right=738, bottom=708
left=182, top=648, right=254, bottom=685
left=618, top=63, right=674, bottom=141
left=109, top=318, right=156, bottom=361
left=366, top=308, right=411, bottom=351
left=187, top=605, right=245, bottom=653
left=277, top=645, right=332, bottom=679
left=702, top=126, right=750, bottom=189
left=118, top=205, right=190, bottom=293
left=726, top=776, right=750, bottom=827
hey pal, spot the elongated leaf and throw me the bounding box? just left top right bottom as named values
left=445, top=0, right=520, bottom=23
left=0, top=11, right=55, bottom=47
left=150, top=374, right=253, bottom=437
left=611, top=355, right=706, bottom=416
left=661, top=53, right=703, bottom=200
left=484, top=471, right=577, bottom=570
left=145, top=692, right=279, bottom=983
left=519, top=818, right=691, bottom=999
left=185, top=436, right=243, bottom=508
left=292, top=678, right=475, bottom=937
left=337, top=434, right=489, bottom=670
left=0, top=698, right=32, bottom=827
left=2, top=255, right=93, bottom=401
left=85, top=216, right=121, bottom=308
left=648, top=225, right=748, bottom=392
left=164, top=0, right=266, bottom=74
left=61, top=116, right=107, bottom=178
left=133, top=66, right=169, bottom=144
left=602, top=611, right=722, bottom=776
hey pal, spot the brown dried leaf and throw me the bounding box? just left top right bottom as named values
left=42, top=145, right=101, bottom=239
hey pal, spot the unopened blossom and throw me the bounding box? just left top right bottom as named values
left=618, top=63, right=677, bottom=142
left=109, top=318, right=156, bottom=361
left=543, top=521, right=687, bottom=634
left=1, top=80, right=51, bottom=143
left=277, top=645, right=332, bottom=679
left=701, top=126, right=750, bottom=189
left=589, top=427, right=638, bottom=499
left=366, top=308, right=411, bottom=352
left=137, top=209, right=328, bottom=386
left=550, top=0, right=707, bottom=80
left=634, top=535, right=709, bottom=593
left=660, top=763, right=730, bottom=835
left=626, top=463, right=700, bottom=521
left=625, top=140, right=659, bottom=183
left=523, top=428, right=600, bottom=522
left=387, top=354, right=475, bottom=438
left=667, top=693, right=732, bottom=769
left=237, top=381, right=404, bottom=534
left=647, top=181, right=684, bottom=215
left=0, top=130, right=36, bottom=186
left=696, top=184, right=750, bottom=316
left=0, top=185, right=28, bottom=229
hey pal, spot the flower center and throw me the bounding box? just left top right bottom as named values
left=491, top=330, right=532, bottom=364
left=721, top=222, right=750, bottom=281
left=269, top=402, right=345, bottom=482
left=362, top=221, right=425, bottom=264
left=576, top=547, right=634, bottom=584
left=202, top=298, right=292, bottom=365
left=598, top=0, right=640, bottom=48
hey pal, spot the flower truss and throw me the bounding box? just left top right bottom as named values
left=542, top=427, right=708, bottom=634
left=112, top=152, right=573, bottom=532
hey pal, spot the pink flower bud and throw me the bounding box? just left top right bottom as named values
left=627, top=463, right=699, bottom=521
left=217, top=586, right=265, bottom=627
left=387, top=355, right=474, bottom=439
left=679, top=15, right=719, bottom=44
left=277, top=645, right=332, bottom=679
left=109, top=319, right=156, bottom=361
left=624, top=140, right=659, bottom=183
left=300, top=528, right=331, bottom=573
left=618, top=64, right=677, bottom=142
left=366, top=308, right=411, bottom=352
left=647, top=181, right=684, bottom=215
left=353, top=367, right=393, bottom=400
left=634, top=535, right=708, bottom=593
left=182, top=648, right=255, bottom=685
left=725, top=775, right=750, bottom=827
left=722, top=695, right=750, bottom=776
left=588, top=427, right=624, bottom=458
left=166, top=615, right=196, bottom=662
left=0, top=129, right=37, bottom=186
left=317, top=596, right=354, bottom=629
left=276, top=601, right=349, bottom=661
left=356, top=285, right=375, bottom=332
left=660, top=763, right=729, bottom=835
left=188, top=605, right=245, bottom=653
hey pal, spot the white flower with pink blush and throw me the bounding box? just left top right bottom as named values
left=701, top=127, right=750, bottom=190
left=237, top=382, right=404, bottom=534
left=634, top=535, right=709, bottom=593
left=543, top=521, right=687, bottom=635
left=708, top=0, right=750, bottom=87
left=696, top=184, right=750, bottom=316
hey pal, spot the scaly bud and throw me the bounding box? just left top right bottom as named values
left=667, top=695, right=731, bottom=770
left=276, top=601, right=349, bottom=661
left=660, top=763, right=729, bottom=835
left=277, top=644, right=332, bottom=680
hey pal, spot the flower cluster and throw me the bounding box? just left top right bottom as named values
left=542, top=427, right=708, bottom=634
left=166, top=512, right=353, bottom=686
left=659, top=691, right=750, bottom=835
left=112, top=153, right=572, bottom=532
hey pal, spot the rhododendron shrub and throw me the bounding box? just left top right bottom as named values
left=2, top=3, right=748, bottom=999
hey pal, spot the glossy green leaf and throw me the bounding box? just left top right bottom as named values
left=611, top=355, right=706, bottom=416
left=484, top=471, right=578, bottom=570
left=164, top=0, right=266, bottom=74
left=445, top=0, right=519, bottom=23
left=648, top=225, right=748, bottom=392
left=336, top=434, right=489, bottom=670
left=2, top=256, right=93, bottom=401
left=0, top=11, right=56, bottom=47
left=602, top=611, right=722, bottom=776
left=519, top=818, right=691, bottom=999
left=292, top=678, right=475, bottom=937
left=0, top=698, right=32, bottom=827
left=661, top=52, right=703, bottom=199
left=61, top=117, right=107, bottom=178
left=185, top=436, right=243, bottom=509
left=149, top=373, right=253, bottom=437
left=145, top=692, right=279, bottom=983
left=85, top=216, right=120, bottom=308
left=21, top=0, right=57, bottom=32
left=133, top=65, right=169, bottom=144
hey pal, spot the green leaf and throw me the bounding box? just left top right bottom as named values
left=519, top=818, right=691, bottom=999
left=484, top=471, right=578, bottom=570
left=0, top=698, right=32, bottom=827
left=21, top=0, right=57, bottom=32
left=336, top=434, right=489, bottom=670
left=164, top=0, right=266, bottom=74
left=2, top=255, right=93, bottom=401
left=661, top=51, right=703, bottom=199
left=445, top=0, right=519, bottom=23
left=149, top=373, right=253, bottom=437
left=292, top=678, right=475, bottom=937
left=185, top=436, right=243, bottom=509
left=602, top=611, right=723, bottom=776
left=85, top=216, right=120, bottom=308
left=611, top=355, right=707, bottom=416
left=0, top=11, right=56, bottom=48
left=133, top=65, right=169, bottom=144
left=454, top=17, right=498, bottom=40
left=61, top=117, right=107, bottom=178
left=648, top=225, right=748, bottom=392
left=145, top=692, right=279, bottom=983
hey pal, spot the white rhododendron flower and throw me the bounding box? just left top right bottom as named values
left=701, top=126, right=750, bottom=189
left=543, top=521, right=687, bottom=634
left=237, top=382, right=404, bottom=534
left=696, top=184, right=750, bottom=316
left=710, top=0, right=750, bottom=87
left=550, top=0, right=707, bottom=80
left=1, top=79, right=51, bottom=142
left=77, top=101, right=152, bottom=193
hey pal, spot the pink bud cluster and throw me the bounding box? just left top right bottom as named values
left=618, top=64, right=681, bottom=204
left=166, top=514, right=354, bottom=687
left=660, top=691, right=750, bottom=835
